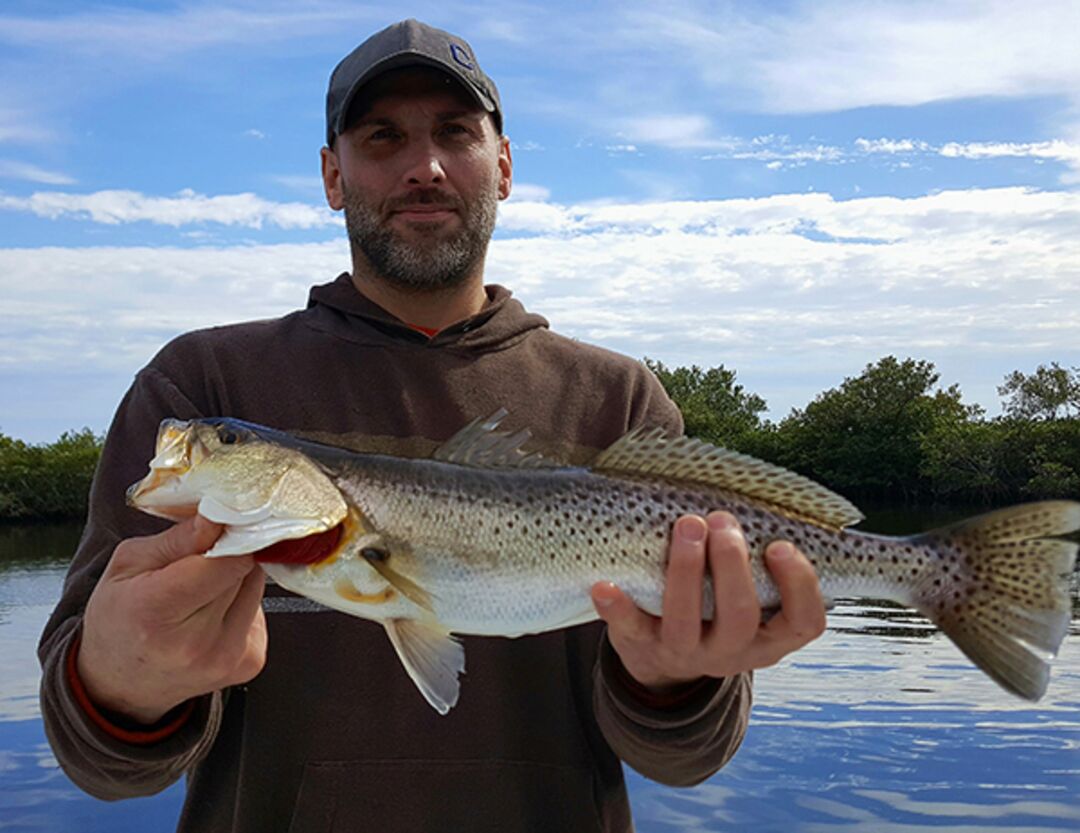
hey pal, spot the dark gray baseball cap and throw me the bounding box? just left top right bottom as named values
left=325, top=19, right=502, bottom=146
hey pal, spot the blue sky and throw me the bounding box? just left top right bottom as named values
left=1, top=0, right=1079, bottom=442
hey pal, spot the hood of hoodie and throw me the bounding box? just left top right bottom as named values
left=304, top=273, right=549, bottom=354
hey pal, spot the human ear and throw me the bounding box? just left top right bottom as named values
left=321, top=145, right=345, bottom=211
left=497, top=135, right=512, bottom=201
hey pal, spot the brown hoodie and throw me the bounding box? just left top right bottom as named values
left=39, top=275, right=751, bottom=833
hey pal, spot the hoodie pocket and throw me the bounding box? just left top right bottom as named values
left=287, top=757, right=604, bottom=833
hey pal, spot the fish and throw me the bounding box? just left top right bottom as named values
left=126, top=411, right=1080, bottom=714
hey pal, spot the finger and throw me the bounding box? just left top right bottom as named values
left=219, top=566, right=269, bottom=683
left=702, top=512, right=760, bottom=651
left=761, top=542, right=827, bottom=648
left=113, top=514, right=225, bottom=574
left=658, top=515, right=707, bottom=650
left=152, top=554, right=257, bottom=620
left=591, top=582, right=657, bottom=646
left=221, top=562, right=267, bottom=632
left=201, top=551, right=264, bottom=623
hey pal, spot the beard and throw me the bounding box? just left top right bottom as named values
left=342, top=179, right=499, bottom=292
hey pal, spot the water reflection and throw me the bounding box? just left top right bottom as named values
left=2, top=522, right=1078, bottom=832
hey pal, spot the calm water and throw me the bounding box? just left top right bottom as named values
left=1, top=514, right=1078, bottom=833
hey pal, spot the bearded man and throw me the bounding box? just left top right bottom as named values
left=40, top=19, right=825, bottom=833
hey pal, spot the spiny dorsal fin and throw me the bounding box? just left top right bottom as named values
left=592, top=427, right=864, bottom=530
left=433, top=409, right=556, bottom=469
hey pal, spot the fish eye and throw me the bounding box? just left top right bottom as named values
left=218, top=428, right=240, bottom=445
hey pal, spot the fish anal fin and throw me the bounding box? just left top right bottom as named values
left=591, top=429, right=864, bottom=530
left=384, top=619, right=465, bottom=715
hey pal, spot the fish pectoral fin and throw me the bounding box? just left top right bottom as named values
left=363, top=549, right=436, bottom=614
left=384, top=619, right=465, bottom=715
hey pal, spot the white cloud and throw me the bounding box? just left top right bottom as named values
left=268, top=174, right=326, bottom=196
left=2, top=186, right=1077, bottom=439
left=855, top=138, right=932, bottom=154
left=616, top=115, right=733, bottom=151
left=624, top=0, right=1080, bottom=114
left=0, top=4, right=373, bottom=61
left=857, top=137, right=1080, bottom=179
left=856, top=136, right=1080, bottom=166
left=0, top=105, right=52, bottom=144
left=0, top=241, right=350, bottom=374
left=938, top=140, right=1080, bottom=164
left=702, top=136, right=846, bottom=167
left=692, top=135, right=1080, bottom=177
left=506, top=182, right=551, bottom=202
left=0, top=160, right=75, bottom=185
left=0, top=188, right=339, bottom=229
left=244, top=128, right=267, bottom=140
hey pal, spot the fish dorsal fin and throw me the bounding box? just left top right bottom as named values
left=433, top=409, right=555, bottom=469
left=592, top=427, right=864, bottom=530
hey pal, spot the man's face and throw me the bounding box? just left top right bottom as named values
left=322, top=68, right=512, bottom=291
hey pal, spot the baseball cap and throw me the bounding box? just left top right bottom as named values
left=326, top=19, right=502, bottom=146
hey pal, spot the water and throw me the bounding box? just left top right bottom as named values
left=1, top=515, right=1078, bottom=832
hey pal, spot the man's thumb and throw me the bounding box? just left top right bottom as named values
left=118, top=513, right=225, bottom=572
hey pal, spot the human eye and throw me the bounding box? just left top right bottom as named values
left=439, top=122, right=473, bottom=140
left=367, top=126, right=401, bottom=143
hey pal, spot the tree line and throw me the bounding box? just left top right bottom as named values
left=1, top=358, right=1077, bottom=520
left=648, top=357, right=1080, bottom=506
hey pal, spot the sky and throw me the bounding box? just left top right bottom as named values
left=1, top=0, right=1079, bottom=443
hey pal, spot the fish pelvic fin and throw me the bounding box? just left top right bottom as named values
left=592, top=428, right=864, bottom=529
left=384, top=619, right=465, bottom=715
left=913, top=500, right=1080, bottom=701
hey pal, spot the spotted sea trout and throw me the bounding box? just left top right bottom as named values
left=127, top=412, right=1079, bottom=714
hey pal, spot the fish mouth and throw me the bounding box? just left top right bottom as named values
left=125, top=419, right=201, bottom=513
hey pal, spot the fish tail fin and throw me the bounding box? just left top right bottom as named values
left=912, top=500, right=1079, bottom=701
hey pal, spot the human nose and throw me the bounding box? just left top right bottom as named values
left=402, top=139, right=446, bottom=186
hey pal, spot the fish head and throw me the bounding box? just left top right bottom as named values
left=127, top=418, right=349, bottom=557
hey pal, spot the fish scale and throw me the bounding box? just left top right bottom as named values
left=127, top=412, right=1080, bottom=715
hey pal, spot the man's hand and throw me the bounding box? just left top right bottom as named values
left=591, top=511, right=826, bottom=692
left=77, top=515, right=267, bottom=725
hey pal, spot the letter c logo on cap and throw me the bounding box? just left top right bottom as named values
left=450, top=43, right=474, bottom=71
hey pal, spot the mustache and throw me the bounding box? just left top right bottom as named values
left=384, top=189, right=462, bottom=214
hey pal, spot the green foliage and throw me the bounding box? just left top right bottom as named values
left=644, top=359, right=766, bottom=449
left=772, top=357, right=970, bottom=500
left=919, top=418, right=1011, bottom=504
left=998, top=362, right=1080, bottom=420
left=648, top=355, right=1079, bottom=505
left=0, top=428, right=102, bottom=520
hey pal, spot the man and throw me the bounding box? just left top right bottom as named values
left=40, top=20, right=825, bottom=832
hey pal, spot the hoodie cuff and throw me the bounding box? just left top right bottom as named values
left=598, top=633, right=726, bottom=725
left=66, top=634, right=195, bottom=746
